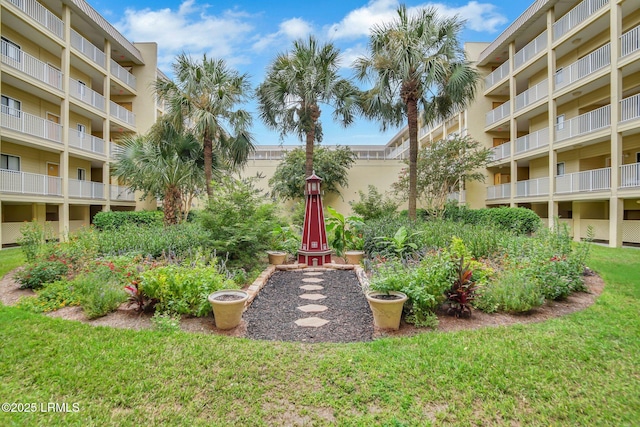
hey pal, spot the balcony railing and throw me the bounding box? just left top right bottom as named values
left=621, top=25, right=640, bottom=58
left=69, top=79, right=105, bottom=111
left=68, top=130, right=106, bottom=155
left=555, top=43, right=610, bottom=91
left=620, top=93, right=640, bottom=122
left=553, top=0, right=608, bottom=41
left=486, top=102, right=510, bottom=126
left=620, top=163, right=640, bottom=188
left=515, top=79, right=548, bottom=111
left=514, top=31, right=547, bottom=69
left=556, top=167, right=611, bottom=193
left=515, top=127, right=549, bottom=154
left=490, top=142, right=511, bottom=162
left=7, top=0, right=64, bottom=39
left=110, top=185, right=136, bottom=201
left=110, top=101, right=135, bottom=126
left=110, top=59, right=136, bottom=89
left=68, top=179, right=105, bottom=199
left=1, top=41, right=63, bottom=90
left=447, top=191, right=466, bottom=203
left=0, top=169, right=62, bottom=196
left=485, top=60, right=510, bottom=90
left=555, top=104, right=610, bottom=142
left=516, top=177, right=549, bottom=197
left=109, top=143, right=125, bottom=159
left=70, top=29, right=105, bottom=68
left=1, top=105, right=62, bottom=143
left=487, top=183, right=510, bottom=200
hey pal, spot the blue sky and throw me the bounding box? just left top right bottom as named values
left=92, top=0, right=526, bottom=146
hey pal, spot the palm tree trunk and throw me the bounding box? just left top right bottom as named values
left=305, top=127, right=314, bottom=178
left=204, top=135, right=213, bottom=197
left=407, top=98, right=419, bottom=221
left=164, top=185, right=182, bottom=226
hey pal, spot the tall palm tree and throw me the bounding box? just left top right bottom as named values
left=257, top=36, right=361, bottom=178
left=155, top=54, right=254, bottom=198
left=355, top=5, right=479, bottom=220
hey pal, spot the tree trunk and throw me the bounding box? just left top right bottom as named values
left=204, top=135, right=213, bottom=198
left=407, top=98, right=419, bottom=221
left=305, top=126, right=314, bottom=179
left=163, top=185, right=182, bottom=226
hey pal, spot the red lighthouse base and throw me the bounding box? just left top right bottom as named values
left=298, top=250, right=332, bottom=267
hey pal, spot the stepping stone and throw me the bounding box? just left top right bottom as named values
left=297, top=304, right=328, bottom=313
left=303, top=272, right=324, bottom=276
left=294, top=317, right=329, bottom=327
left=302, top=277, right=324, bottom=283
left=299, top=293, right=326, bottom=301
left=300, top=284, right=324, bottom=291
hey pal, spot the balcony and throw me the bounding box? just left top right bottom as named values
left=68, top=130, right=106, bottom=155
left=515, top=79, right=548, bottom=112
left=556, top=167, right=611, bottom=194
left=553, top=0, right=608, bottom=41
left=70, top=29, right=105, bottom=69
left=515, top=127, right=549, bottom=155
left=1, top=106, right=62, bottom=144
left=0, top=169, right=62, bottom=196
left=486, top=102, right=510, bottom=127
left=555, top=43, right=610, bottom=91
left=514, top=31, right=547, bottom=70
left=490, top=142, right=511, bottom=162
left=447, top=191, right=466, bottom=203
left=487, top=183, right=510, bottom=200
left=620, top=93, right=640, bottom=123
left=110, top=101, right=135, bottom=126
left=516, top=177, right=549, bottom=197
left=111, top=185, right=136, bottom=201
left=68, top=179, right=105, bottom=199
left=555, top=104, right=610, bottom=143
left=621, top=25, right=640, bottom=58
left=1, top=41, right=63, bottom=90
left=485, top=61, right=510, bottom=90
left=6, top=0, right=64, bottom=40
left=69, top=79, right=105, bottom=112
left=110, top=59, right=136, bottom=89
left=620, top=163, right=640, bottom=188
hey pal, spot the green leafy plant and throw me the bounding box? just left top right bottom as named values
left=17, top=221, right=53, bottom=262
left=325, top=206, right=364, bottom=257
left=151, top=312, right=181, bottom=333
left=73, top=263, right=129, bottom=319
left=350, top=185, right=398, bottom=221
left=445, top=257, right=477, bottom=318
left=16, top=280, right=80, bottom=313
left=269, top=224, right=301, bottom=256
left=374, top=226, right=422, bottom=259
left=474, top=268, right=545, bottom=313
left=14, top=260, right=69, bottom=290
left=93, top=210, right=163, bottom=230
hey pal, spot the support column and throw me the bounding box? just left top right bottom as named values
left=508, top=40, right=516, bottom=207
left=59, top=4, right=72, bottom=241
left=572, top=201, right=581, bottom=242
left=609, top=198, right=623, bottom=247
left=548, top=200, right=559, bottom=228
left=547, top=8, right=557, bottom=221
left=609, top=1, right=622, bottom=247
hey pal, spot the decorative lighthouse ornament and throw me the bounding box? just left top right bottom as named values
left=298, top=172, right=332, bottom=266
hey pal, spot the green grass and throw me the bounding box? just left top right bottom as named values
left=1, top=245, right=639, bottom=426
left=0, top=248, right=24, bottom=278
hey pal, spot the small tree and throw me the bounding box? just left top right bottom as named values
left=350, top=185, right=399, bottom=221
left=392, top=134, right=492, bottom=216
left=269, top=146, right=357, bottom=200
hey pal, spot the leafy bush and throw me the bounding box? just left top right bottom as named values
left=362, top=216, right=415, bottom=258
left=445, top=257, right=477, bottom=318
left=474, top=268, right=545, bottom=313
left=16, top=280, right=80, bottom=313
left=350, top=185, right=398, bottom=221
left=444, top=205, right=541, bottom=235
left=93, top=210, right=163, bottom=230
left=151, top=312, right=181, bottom=332
left=17, top=221, right=54, bottom=262
left=73, top=261, right=130, bottom=319
left=14, top=260, right=69, bottom=289
left=325, top=207, right=364, bottom=257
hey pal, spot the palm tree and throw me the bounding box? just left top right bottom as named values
left=155, top=54, right=254, bottom=198
left=355, top=5, right=479, bottom=220
left=111, top=120, right=205, bottom=225
left=257, top=36, right=361, bottom=178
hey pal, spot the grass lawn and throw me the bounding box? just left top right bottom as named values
left=0, top=245, right=638, bottom=426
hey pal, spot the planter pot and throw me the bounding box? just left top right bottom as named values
left=267, top=251, right=287, bottom=265
left=366, top=291, right=408, bottom=330
left=344, top=250, right=365, bottom=265
left=208, top=290, right=249, bottom=330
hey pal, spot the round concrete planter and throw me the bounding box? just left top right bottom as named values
left=344, top=250, right=365, bottom=265
left=266, top=251, right=287, bottom=265
left=208, top=290, right=249, bottom=330
left=365, top=291, right=408, bottom=330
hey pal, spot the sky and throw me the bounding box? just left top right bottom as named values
left=91, top=0, right=527, bottom=146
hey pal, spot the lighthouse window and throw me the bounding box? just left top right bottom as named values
left=311, top=183, right=317, bottom=191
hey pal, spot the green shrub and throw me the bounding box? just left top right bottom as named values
left=73, top=260, right=132, bottom=319
left=14, top=260, right=69, bottom=289
left=350, top=185, right=398, bottom=221
left=474, top=268, right=545, bottom=313
left=444, top=205, right=541, bottom=235
left=93, top=210, right=162, bottom=230
left=362, top=216, right=414, bottom=258
left=17, top=221, right=54, bottom=262
left=16, top=280, right=80, bottom=313
left=151, top=312, right=181, bottom=333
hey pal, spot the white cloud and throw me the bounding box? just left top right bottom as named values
left=252, top=17, right=314, bottom=52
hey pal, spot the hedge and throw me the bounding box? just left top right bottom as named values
left=443, top=205, right=542, bottom=235
left=93, top=210, right=163, bottom=230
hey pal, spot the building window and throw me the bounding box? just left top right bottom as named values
left=556, top=114, right=565, bottom=131
left=77, top=168, right=86, bottom=181
left=1, top=154, right=20, bottom=171
left=1, top=37, right=21, bottom=62
left=637, top=152, right=640, bottom=164
left=1, top=95, right=21, bottom=117
left=556, top=162, right=565, bottom=176
left=555, top=68, right=563, bottom=85
left=77, top=80, right=86, bottom=97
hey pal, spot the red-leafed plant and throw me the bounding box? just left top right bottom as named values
left=445, top=256, right=477, bottom=318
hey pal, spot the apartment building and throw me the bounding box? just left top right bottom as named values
left=386, top=0, right=640, bottom=247
left=0, top=0, right=163, bottom=246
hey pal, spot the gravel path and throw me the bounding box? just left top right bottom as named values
left=244, top=269, right=373, bottom=343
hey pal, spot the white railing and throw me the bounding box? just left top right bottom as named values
left=516, top=177, right=549, bottom=197
left=1, top=41, right=63, bottom=90
left=70, top=29, right=105, bottom=68
left=621, top=25, right=640, bottom=58
left=515, top=79, right=548, bottom=111
left=109, top=143, right=125, bottom=159
left=490, top=142, right=511, bottom=162
left=1, top=105, right=62, bottom=143
left=110, top=59, right=136, bottom=89
left=515, top=127, right=549, bottom=154
left=486, top=102, right=510, bottom=126
left=69, top=78, right=105, bottom=111
left=553, top=0, right=608, bottom=41
left=487, top=183, right=510, bottom=200
left=447, top=191, right=466, bottom=203
left=68, top=179, right=105, bottom=199
left=68, top=130, right=106, bottom=155
left=7, top=0, right=64, bottom=39
left=485, top=60, right=510, bottom=89
left=386, top=139, right=409, bottom=159
left=556, top=167, right=611, bottom=193
left=620, top=163, right=640, bottom=188
left=555, top=104, right=610, bottom=142
left=0, top=169, right=62, bottom=196
left=620, top=93, right=640, bottom=123
left=555, top=43, right=610, bottom=91
left=515, top=31, right=547, bottom=69
left=110, top=101, right=135, bottom=126
left=110, top=185, right=136, bottom=201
